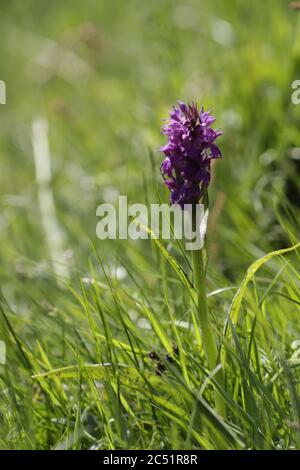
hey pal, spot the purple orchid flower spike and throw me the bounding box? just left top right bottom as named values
left=159, top=101, right=226, bottom=418
left=160, top=101, right=222, bottom=207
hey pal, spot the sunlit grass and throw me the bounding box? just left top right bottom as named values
left=0, top=0, right=300, bottom=450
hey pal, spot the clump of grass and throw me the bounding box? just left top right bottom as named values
left=1, top=214, right=300, bottom=449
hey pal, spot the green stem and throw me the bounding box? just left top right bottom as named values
left=191, top=229, right=226, bottom=418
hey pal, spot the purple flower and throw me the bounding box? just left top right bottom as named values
left=160, top=101, right=222, bottom=207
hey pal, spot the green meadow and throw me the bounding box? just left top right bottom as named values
left=0, top=0, right=300, bottom=450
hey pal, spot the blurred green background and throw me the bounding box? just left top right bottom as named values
left=1, top=0, right=300, bottom=450
left=0, top=1, right=299, bottom=262
left=1, top=0, right=300, bottom=282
